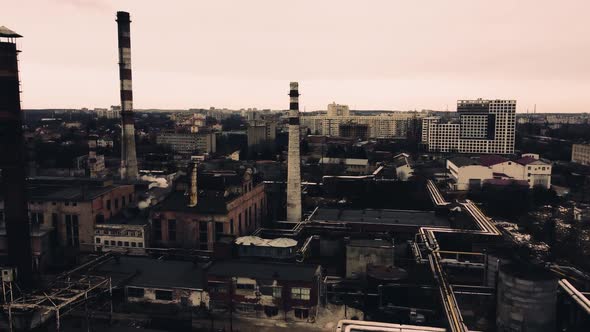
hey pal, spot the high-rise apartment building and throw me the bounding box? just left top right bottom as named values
left=301, top=103, right=424, bottom=139
left=422, top=99, right=516, bottom=154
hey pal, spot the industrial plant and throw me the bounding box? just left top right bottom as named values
left=1, top=4, right=590, bottom=332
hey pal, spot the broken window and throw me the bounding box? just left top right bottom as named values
left=155, top=290, right=173, bottom=301
left=127, top=287, right=145, bottom=298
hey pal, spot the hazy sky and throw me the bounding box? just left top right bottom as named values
left=5, top=0, right=590, bottom=112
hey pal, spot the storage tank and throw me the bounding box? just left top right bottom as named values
left=485, top=251, right=512, bottom=288
left=496, top=264, right=557, bottom=332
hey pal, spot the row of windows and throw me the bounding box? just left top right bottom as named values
left=96, top=238, right=143, bottom=248
left=95, top=229, right=143, bottom=237
left=232, top=284, right=311, bottom=300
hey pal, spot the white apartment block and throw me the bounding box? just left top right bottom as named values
left=572, top=144, right=590, bottom=166
left=156, top=132, right=217, bottom=154
left=423, top=99, right=516, bottom=154
left=302, top=109, right=424, bottom=139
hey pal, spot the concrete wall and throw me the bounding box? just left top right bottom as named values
left=346, top=242, right=394, bottom=279
left=447, top=161, right=493, bottom=191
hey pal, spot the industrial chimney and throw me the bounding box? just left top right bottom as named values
left=286, top=82, right=302, bottom=222
left=0, top=27, right=33, bottom=286
left=188, top=162, right=198, bottom=207
left=88, top=134, right=98, bottom=178
left=116, top=11, right=138, bottom=180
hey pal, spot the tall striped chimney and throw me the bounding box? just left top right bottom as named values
left=116, top=11, right=138, bottom=180
left=286, top=82, right=302, bottom=222
left=0, top=27, right=33, bottom=286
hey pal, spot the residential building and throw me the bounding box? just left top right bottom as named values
left=156, top=132, right=217, bottom=154
left=150, top=168, right=266, bottom=250
left=339, top=123, right=369, bottom=140
left=206, top=260, right=322, bottom=321
left=301, top=104, right=424, bottom=138
left=572, top=143, right=590, bottom=166
left=327, top=102, right=350, bottom=117
left=422, top=99, right=516, bottom=154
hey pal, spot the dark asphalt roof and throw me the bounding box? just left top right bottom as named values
left=96, top=256, right=204, bottom=289
left=448, top=156, right=480, bottom=167
left=207, top=260, right=320, bottom=282
left=311, top=208, right=449, bottom=227
left=154, top=191, right=229, bottom=214
left=478, top=155, right=509, bottom=166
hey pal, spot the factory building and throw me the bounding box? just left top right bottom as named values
left=0, top=177, right=135, bottom=255
left=150, top=166, right=266, bottom=250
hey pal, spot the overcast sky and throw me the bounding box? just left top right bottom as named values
left=4, top=0, right=590, bottom=112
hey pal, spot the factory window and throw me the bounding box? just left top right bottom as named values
left=230, top=218, right=234, bottom=234
left=96, top=214, right=105, bottom=224
left=238, top=213, right=242, bottom=234
left=116, top=241, right=122, bottom=247
left=273, top=286, right=282, bottom=298
left=96, top=238, right=101, bottom=244
left=138, top=242, right=143, bottom=248
left=127, top=287, right=145, bottom=298
left=65, top=215, right=79, bottom=248
left=124, top=241, right=129, bottom=247
left=106, top=200, right=111, bottom=210
left=236, top=283, right=255, bottom=290
left=0, top=210, right=3, bottom=222
left=153, top=219, right=162, bottom=240
left=294, top=308, right=309, bottom=319
left=290, top=287, right=310, bottom=300
left=110, top=240, right=116, bottom=246
left=199, top=221, right=208, bottom=246
left=254, top=204, right=257, bottom=225
left=65, top=201, right=70, bottom=206
left=122, top=196, right=126, bottom=207
left=264, top=306, right=278, bottom=317
left=31, top=212, right=44, bottom=225
left=114, top=199, right=119, bottom=209
left=72, top=202, right=77, bottom=207
left=215, top=222, right=224, bottom=241
left=155, top=290, right=173, bottom=301
left=129, top=194, right=133, bottom=203
left=131, top=242, right=136, bottom=247
left=168, top=219, right=176, bottom=241
left=249, top=207, right=252, bottom=226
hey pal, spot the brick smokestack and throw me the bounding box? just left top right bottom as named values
left=0, top=27, right=33, bottom=286
left=188, top=161, right=198, bottom=207
left=117, top=11, right=138, bottom=180
left=88, top=134, right=98, bottom=178
left=286, top=82, right=302, bottom=222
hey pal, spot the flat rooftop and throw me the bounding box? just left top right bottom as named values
left=207, top=260, right=320, bottom=282
left=95, top=256, right=204, bottom=290
left=310, top=208, right=450, bottom=227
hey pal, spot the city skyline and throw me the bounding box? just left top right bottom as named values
left=5, top=0, right=590, bottom=113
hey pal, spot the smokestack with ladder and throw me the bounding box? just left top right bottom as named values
left=286, top=82, right=302, bottom=222
left=116, top=11, right=138, bottom=180
left=188, top=161, right=198, bottom=207
left=0, top=26, right=33, bottom=286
